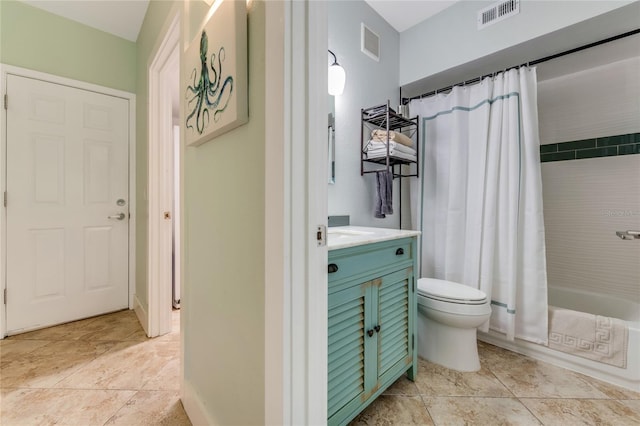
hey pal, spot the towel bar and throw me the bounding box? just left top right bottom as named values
left=616, top=230, right=640, bottom=240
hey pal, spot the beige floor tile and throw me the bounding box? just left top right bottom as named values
left=158, top=330, right=181, bottom=342
left=71, top=310, right=143, bottom=341
left=382, top=375, right=420, bottom=396
left=142, top=357, right=181, bottom=391
left=424, top=396, right=542, bottom=426
left=104, top=390, right=191, bottom=426
left=172, top=310, right=181, bottom=330
left=619, top=399, right=640, bottom=414
left=8, top=316, right=102, bottom=341
left=521, top=398, right=640, bottom=426
left=123, top=327, right=151, bottom=342
left=586, top=379, right=640, bottom=400
left=349, top=395, right=434, bottom=426
left=477, top=341, right=529, bottom=369
left=56, top=340, right=179, bottom=390
left=0, top=341, right=117, bottom=388
left=0, top=340, right=51, bottom=366
left=0, top=387, right=134, bottom=425
left=488, top=355, right=611, bottom=398
left=415, top=358, right=513, bottom=397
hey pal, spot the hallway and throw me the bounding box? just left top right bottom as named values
left=0, top=309, right=190, bottom=425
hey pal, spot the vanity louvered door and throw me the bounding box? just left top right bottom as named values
left=328, top=283, right=370, bottom=421
left=376, top=269, right=413, bottom=383
left=328, top=237, right=417, bottom=426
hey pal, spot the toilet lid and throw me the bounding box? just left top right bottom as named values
left=417, top=278, right=487, bottom=305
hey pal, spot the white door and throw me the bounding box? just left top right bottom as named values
left=5, top=75, right=130, bottom=334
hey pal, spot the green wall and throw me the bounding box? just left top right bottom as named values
left=183, top=0, right=266, bottom=423
left=0, top=0, right=136, bottom=93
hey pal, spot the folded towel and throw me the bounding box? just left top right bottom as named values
left=365, top=140, right=417, bottom=156
left=371, top=130, right=413, bottom=147
left=375, top=171, right=393, bottom=218
left=364, top=105, right=395, bottom=119
left=366, top=148, right=417, bottom=163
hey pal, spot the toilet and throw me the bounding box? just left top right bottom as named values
left=416, top=278, right=492, bottom=372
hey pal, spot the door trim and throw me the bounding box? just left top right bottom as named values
left=146, top=11, right=180, bottom=338
left=262, top=2, right=329, bottom=424
left=0, top=64, right=137, bottom=338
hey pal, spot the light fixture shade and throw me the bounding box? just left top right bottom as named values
left=328, top=64, right=346, bottom=96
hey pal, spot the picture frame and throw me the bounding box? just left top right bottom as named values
left=184, top=0, right=248, bottom=146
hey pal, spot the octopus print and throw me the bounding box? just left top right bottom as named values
left=185, top=30, right=234, bottom=134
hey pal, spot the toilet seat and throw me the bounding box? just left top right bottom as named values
left=418, top=278, right=487, bottom=305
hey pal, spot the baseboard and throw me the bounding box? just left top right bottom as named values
left=182, top=379, right=215, bottom=426
left=133, top=295, right=149, bottom=336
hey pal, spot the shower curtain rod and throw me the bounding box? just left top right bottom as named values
left=401, top=28, right=640, bottom=104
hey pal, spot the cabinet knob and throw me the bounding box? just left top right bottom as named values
left=374, top=325, right=381, bottom=333
left=395, top=248, right=404, bottom=256
left=367, top=329, right=375, bottom=337
left=328, top=263, right=339, bottom=273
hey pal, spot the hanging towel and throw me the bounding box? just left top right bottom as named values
left=375, top=171, right=393, bottom=218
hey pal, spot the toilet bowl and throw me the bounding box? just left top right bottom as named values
left=417, top=278, right=492, bottom=372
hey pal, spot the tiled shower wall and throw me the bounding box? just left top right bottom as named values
left=537, top=51, right=640, bottom=304
left=540, top=133, right=640, bottom=162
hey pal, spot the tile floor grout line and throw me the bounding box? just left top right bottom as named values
left=516, top=396, right=547, bottom=426
left=416, top=390, right=437, bottom=426
left=101, top=388, right=140, bottom=426
left=480, top=346, right=521, bottom=399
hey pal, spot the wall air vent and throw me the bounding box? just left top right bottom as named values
left=361, top=23, right=380, bottom=62
left=477, top=0, right=520, bottom=30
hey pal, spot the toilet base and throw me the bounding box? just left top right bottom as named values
left=417, top=312, right=482, bottom=372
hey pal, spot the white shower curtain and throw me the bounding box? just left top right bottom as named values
left=410, top=67, right=548, bottom=344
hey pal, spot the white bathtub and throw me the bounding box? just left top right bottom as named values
left=478, top=286, right=640, bottom=392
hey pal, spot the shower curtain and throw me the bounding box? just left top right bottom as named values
left=409, top=67, right=548, bottom=344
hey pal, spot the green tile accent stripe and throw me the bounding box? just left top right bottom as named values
left=541, top=132, right=640, bottom=162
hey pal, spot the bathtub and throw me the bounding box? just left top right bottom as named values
left=478, top=286, right=640, bottom=392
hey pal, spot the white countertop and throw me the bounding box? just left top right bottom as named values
left=328, top=226, right=421, bottom=250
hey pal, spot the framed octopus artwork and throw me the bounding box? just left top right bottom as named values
left=184, top=0, right=248, bottom=146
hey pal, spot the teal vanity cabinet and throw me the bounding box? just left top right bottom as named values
left=327, top=236, right=418, bottom=426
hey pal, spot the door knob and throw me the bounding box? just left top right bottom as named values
left=108, top=212, right=126, bottom=220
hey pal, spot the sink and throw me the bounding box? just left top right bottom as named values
left=327, top=226, right=421, bottom=250
left=328, top=228, right=374, bottom=235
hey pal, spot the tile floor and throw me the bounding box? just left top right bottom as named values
left=2, top=311, right=640, bottom=425
left=350, top=341, right=640, bottom=425
left=0, top=309, right=190, bottom=426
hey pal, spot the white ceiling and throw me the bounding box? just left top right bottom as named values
left=364, top=0, right=461, bottom=33
left=20, top=0, right=149, bottom=42
left=20, top=0, right=459, bottom=43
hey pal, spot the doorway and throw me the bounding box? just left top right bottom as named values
left=0, top=65, right=137, bottom=337
left=145, top=13, right=181, bottom=337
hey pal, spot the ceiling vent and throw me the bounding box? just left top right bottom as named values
left=361, top=23, right=380, bottom=61
left=477, top=0, right=520, bottom=30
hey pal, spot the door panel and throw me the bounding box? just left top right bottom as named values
left=328, top=283, right=368, bottom=421
left=377, top=269, right=411, bottom=380
left=6, top=74, right=130, bottom=334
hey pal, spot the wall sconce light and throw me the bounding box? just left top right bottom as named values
left=328, top=50, right=346, bottom=96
